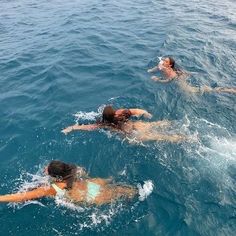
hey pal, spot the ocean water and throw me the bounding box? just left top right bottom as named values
left=0, top=0, right=236, bottom=235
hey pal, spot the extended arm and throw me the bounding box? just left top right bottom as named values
left=62, top=124, right=99, bottom=135
left=0, top=186, right=56, bottom=203
left=213, top=87, right=236, bottom=94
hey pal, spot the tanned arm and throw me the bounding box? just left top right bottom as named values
left=62, top=124, right=99, bottom=135
left=0, top=186, right=56, bottom=203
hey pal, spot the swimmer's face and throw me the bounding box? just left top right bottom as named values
left=162, top=58, right=171, bottom=68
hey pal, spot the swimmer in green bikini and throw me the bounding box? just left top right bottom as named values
left=62, top=105, right=192, bottom=143
left=0, top=160, right=136, bottom=204
left=148, top=57, right=236, bottom=94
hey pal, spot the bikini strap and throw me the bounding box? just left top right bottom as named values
left=51, top=183, right=66, bottom=197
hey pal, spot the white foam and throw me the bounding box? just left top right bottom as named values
left=137, top=180, right=154, bottom=201
left=74, top=111, right=100, bottom=121
left=55, top=196, right=84, bottom=212
left=89, top=204, right=122, bottom=227
left=197, top=118, right=231, bottom=136
left=8, top=171, right=50, bottom=209
left=74, top=105, right=106, bottom=122
left=108, top=96, right=119, bottom=101
left=16, top=172, right=50, bottom=193
left=205, top=136, right=236, bottom=161
left=8, top=200, right=46, bottom=209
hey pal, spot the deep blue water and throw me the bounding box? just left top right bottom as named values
left=0, top=0, right=236, bottom=235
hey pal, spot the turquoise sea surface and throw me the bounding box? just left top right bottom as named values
left=0, top=0, right=236, bottom=235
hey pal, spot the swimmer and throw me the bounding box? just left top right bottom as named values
left=62, top=105, right=192, bottom=143
left=0, top=160, right=136, bottom=204
left=148, top=57, right=236, bottom=94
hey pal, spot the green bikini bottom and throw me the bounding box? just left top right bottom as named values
left=86, top=181, right=101, bottom=202
left=51, top=181, right=101, bottom=202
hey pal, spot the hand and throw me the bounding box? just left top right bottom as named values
left=61, top=126, right=73, bottom=135
left=147, top=69, right=152, bottom=73
left=151, top=76, right=160, bottom=81
left=143, top=112, right=152, bottom=119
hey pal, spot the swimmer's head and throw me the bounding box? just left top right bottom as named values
left=168, top=57, right=175, bottom=69
left=162, top=57, right=175, bottom=69
left=102, top=105, right=131, bottom=127
left=47, top=160, right=77, bottom=188
left=102, top=105, right=116, bottom=123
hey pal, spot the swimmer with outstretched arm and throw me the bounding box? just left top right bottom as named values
left=148, top=57, right=236, bottom=94
left=0, top=160, right=136, bottom=204
left=62, top=105, right=193, bottom=143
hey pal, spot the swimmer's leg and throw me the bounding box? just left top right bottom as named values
left=110, top=186, right=137, bottom=201
left=113, top=186, right=137, bottom=199
left=201, top=86, right=236, bottom=94
left=94, top=185, right=137, bottom=204
left=138, top=133, right=191, bottom=143
left=214, top=87, right=236, bottom=94
left=150, top=120, right=171, bottom=127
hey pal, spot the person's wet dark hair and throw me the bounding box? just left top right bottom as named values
left=102, top=105, right=116, bottom=123
left=48, top=160, right=77, bottom=189
left=168, top=57, right=175, bottom=69
left=100, top=105, right=131, bottom=129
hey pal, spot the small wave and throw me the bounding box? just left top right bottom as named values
left=90, top=207, right=118, bottom=226
left=74, top=111, right=100, bottom=121
left=55, top=196, right=85, bottom=212
left=202, top=136, right=236, bottom=162
left=197, top=118, right=231, bottom=135
left=74, top=105, right=106, bottom=122
left=8, top=171, right=50, bottom=209
left=137, top=180, right=154, bottom=201
left=8, top=200, right=46, bottom=209
left=14, top=171, right=49, bottom=194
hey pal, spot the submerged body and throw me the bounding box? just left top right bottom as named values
left=148, top=57, right=236, bottom=94
left=120, top=120, right=187, bottom=142
left=62, top=106, right=191, bottom=143
left=67, top=179, right=135, bottom=204
left=0, top=161, right=136, bottom=204
left=0, top=179, right=136, bottom=204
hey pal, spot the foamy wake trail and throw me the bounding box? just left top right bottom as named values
left=74, top=105, right=105, bottom=122
left=55, top=196, right=84, bottom=212
left=137, top=180, right=154, bottom=201
left=204, top=136, right=236, bottom=161
left=9, top=200, right=46, bottom=209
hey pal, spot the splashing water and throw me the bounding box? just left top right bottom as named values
left=74, top=111, right=100, bottom=122
left=55, top=196, right=85, bottom=213
left=199, top=136, right=236, bottom=163
left=137, top=180, right=154, bottom=201
left=8, top=171, right=50, bottom=209
left=16, top=172, right=50, bottom=193
left=74, top=105, right=106, bottom=123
